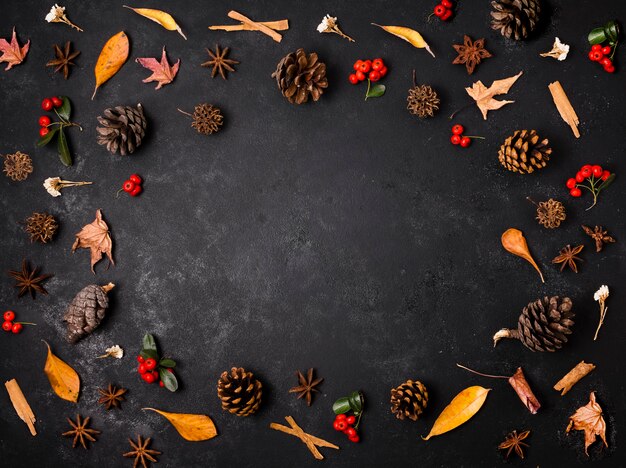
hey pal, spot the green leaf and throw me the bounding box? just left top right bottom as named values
left=57, top=128, right=72, bottom=166
left=56, top=96, right=71, bottom=121
left=598, top=173, right=615, bottom=192
left=159, top=368, right=178, bottom=392
left=604, top=20, right=619, bottom=43
left=142, top=334, right=157, bottom=352
left=159, top=358, right=176, bottom=368
left=588, top=27, right=607, bottom=45
left=365, top=82, right=386, bottom=100
left=332, top=397, right=351, bottom=414
left=139, top=349, right=158, bottom=359
left=36, top=127, right=59, bottom=147
left=348, top=391, right=364, bottom=413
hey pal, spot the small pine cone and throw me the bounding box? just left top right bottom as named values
left=3, top=151, right=33, bottom=181
left=24, top=212, right=58, bottom=243
left=407, top=84, right=440, bottom=118
left=498, top=129, right=552, bottom=174
left=217, top=367, right=262, bottom=417
left=63, top=283, right=114, bottom=343
left=490, top=0, right=541, bottom=40
left=271, top=48, right=328, bottom=105
left=494, top=296, right=574, bottom=352
left=96, top=104, right=147, bottom=156
left=390, top=380, right=428, bottom=421
left=535, top=199, right=566, bottom=228
left=191, top=104, right=224, bottom=135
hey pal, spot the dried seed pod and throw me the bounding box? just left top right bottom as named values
left=527, top=197, right=565, bottom=228
left=24, top=212, right=58, bottom=243
left=407, top=71, right=439, bottom=118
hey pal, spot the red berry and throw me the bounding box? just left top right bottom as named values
left=450, top=134, right=461, bottom=145
left=138, top=364, right=147, bottom=374
left=570, top=187, right=582, bottom=198
left=151, top=370, right=159, bottom=379
left=336, top=421, right=347, bottom=431
left=591, top=51, right=604, bottom=61
left=166, top=368, right=174, bottom=373
left=349, top=435, right=360, bottom=443
left=441, top=0, right=454, bottom=7
left=123, top=180, right=135, bottom=193
left=591, top=165, right=603, bottom=178
left=604, top=65, right=615, bottom=73
left=580, top=167, right=592, bottom=178
left=3, top=311, right=15, bottom=322
left=130, top=185, right=142, bottom=197
left=333, top=421, right=343, bottom=431
left=451, top=124, right=464, bottom=135
left=440, top=8, right=453, bottom=20
left=460, top=137, right=471, bottom=148
left=358, top=61, right=371, bottom=73
left=346, top=415, right=356, bottom=425
left=591, top=44, right=602, bottom=52
left=575, top=172, right=585, bottom=183
left=38, top=116, right=51, bottom=127
left=601, top=170, right=611, bottom=181
left=566, top=178, right=577, bottom=189
left=371, top=58, right=384, bottom=71
left=601, top=46, right=612, bottom=55
left=39, top=127, right=50, bottom=137
left=336, top=414, right=347, bottom=421
left=434, top=4, right=446, bottom=17
left=368, top=70, right=381, bottom=82
left=348, top=74, right=359, bottom=85
left=600, top=57, right=612, bottom=68
left=51, top=96, right=63, bottom=108
left=353, top=60, right=363, bottom=71
left=41, top=98, right=53, bottom=111
left=11, top=323, right=23, bottom=334
left=129, top=174, right=142, bottom=185
left=144, top=358, right=157, bottom=370
left=142, top=372, right=156, bottom=384
left=137, top=355, right=145, bottom=363
left=378, top=66, right=388, bottom=77
left=159, top=381, right=165, bottom=387
left=355, top=70, right=366, bottom=81
left=2, top=321, right=13, bottom=332
left=346, top=427, right=357, bottom=438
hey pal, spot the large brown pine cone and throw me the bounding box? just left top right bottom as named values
left=96, top=104, right=147, bottom=156
left=490, top=0, right=541, bottom=40
left=271, top=48, right=328, bottom=105
left=63, top=283, right=114, bottom=343
left=493, top=296, right=574, bottom=352
left=390, top=380, right=428, bottom=421
left=498, top=129, right=551, bottom=174
left=217, top=367, right=262, bottom=416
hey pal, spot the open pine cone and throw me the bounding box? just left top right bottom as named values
left=271, top=48, right=328, bottom=105
left=96, top=104, right=147, bottom=156
left=3, top=151, right=33, bottom=181
left=24, top=212, right=58, bottom=243
left=191, top=104, right=223, bottom=135
left=64, top=283, right=114, bottom=343
left=498, top=129, right=551, bottom=174
left=217, top=367, right=262, bottom=416
left=491, top=0, right=541, bottom=40
left=390, top=380, right=428, bottom=421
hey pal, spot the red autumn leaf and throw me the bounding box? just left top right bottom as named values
left=136, top=46, right=180, bottom=90
left=566, top=391, right=608, bottom=455
left=0, top=27, right=30, bottom=70
left=71, top=209, right=114, bottom=273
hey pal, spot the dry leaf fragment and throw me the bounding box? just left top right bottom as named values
left=501, top=228, right=544, bottom=283
left=43, top=340, right=80, bottom=402
left=371, top=24, right=434, bottom=57
left=72, top=209, right=114, bottom=273
left=92, top=31, right=129, bottom=99
left=270, top=416, right=339, bottom=460
left=5, top=379, right=37, bottom=436
left=465, top=71, right=523, bottom=119
left=0, top=28, right=30, bottom=70
left=554, top=361, right=596, bottom=396
left=423, top=386, right=490, bottom=440
left=124, top=6, right=187, bottom=40
left=136, top=47, right=179, bottom=90
left=567, top=392, right=607, bottom=455
left=143, top=408, right=217, bottom=441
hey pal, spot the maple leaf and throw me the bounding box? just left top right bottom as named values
left=136, top=47, right=180, bottom=90
left=71, top=209, right=114, bottom=273
left=0, top=27, right=30, bottom=70
left=566, top=392, right=608, bottom=456
left=465, top=71, right=523, bottom=120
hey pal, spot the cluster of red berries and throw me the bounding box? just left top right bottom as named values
left=333, top=413, right=360, bottom=443
left=121, top=174, right=143, bottom=197
left=349, top=58, right=388, bottom=84
left=2, top=310, right=35, bottom=334
left=450, top=124, right=482, bottom=148
left=136, top=355, right=173, bottom=387
left=566, top=164, right=611, bottom=198
left=433, top=0, right=454, bottom=21
left=588, top=44, right=615, bottom=73
left=39, top=97, right=63, bottom=137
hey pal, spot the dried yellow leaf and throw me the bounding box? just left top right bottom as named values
left=92, top=31, right=129, bottom=100
left=42, top=340, right=80, bottom=403
left=124, top=6, right=187, bottom=40
left=371, top=24, right=434, bottom=57
left=143, top=408, right=217, bottom=441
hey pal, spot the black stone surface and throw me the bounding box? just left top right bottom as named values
left=1, top=1, right=625, bottom=466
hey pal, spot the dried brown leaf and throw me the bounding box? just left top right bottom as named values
left=566, top=392, right=607, bottom=455
left=465, top=71, right=523, bottom=119
left=72, top=209, right=114, bottom=273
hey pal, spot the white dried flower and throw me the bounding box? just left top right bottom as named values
left=594, top=285, right=609, bottom=302
left=98, top=345, right=124, bottom=359
left=540, top=37, right=570, bottom=61
left=593, top=285, right=610, bottom=341
left=44, top=4, right=83, bottom=31
left=43, top=177, right=92, bottom=196
left=316, top=14, right=354, bottom=42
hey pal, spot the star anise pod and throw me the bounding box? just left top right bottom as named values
left=498, top=429, right=530, bottom=459
left=552, top=244, right=584, bottom=273
left=201, top=44, right=239, bottom=80
left=98, top=383, right=127, bottom=410
left=62, top=414, right=100, bottom=449
left=46, top=41, right=80, bottom=79
left=582, top=225, right=616, bottom=252
left=452, top=35, right=492, bottom=75
left=289, top=368, right=323, bottom=406
left=123, top=435, right=161, bottom=468
left=8, top=259, right=53, bottom=299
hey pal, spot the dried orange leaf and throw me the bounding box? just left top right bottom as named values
left=501, top=228, right=544, bottom=283
left=72, top=209, right=114, bottom=273
left=465, top=71, right=523, bottom=119
left=136, top=47, right=180, bottom=90
left=42, top=340, right=80, bottom=403
left=423, top=386, right=490, bottom=440
left=371, top=24, right=434, bottom=57
left=143, top=408, right=217, bottom=441
left=124, top=6, right=187, bottom=40
left=566, top=392, right=607, bottom=455
left=0, top=27, right=30, bottom=70
left=92, top=31, right=129, bottom=99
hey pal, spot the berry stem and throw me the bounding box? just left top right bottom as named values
left=364, top=79, right=371, bottom=101
left=463, top=135, right=485, bottom=139
left=449, top=102, right=473, bottom=120
left=16, top=322, right=36, bottom=326
left=456, top=363, right=509, bottom=379
left=610, top=41, right=619, bottom=60
left=354, top=410, right=363, bottom=430
left=177, top=108, right=193, bottom=118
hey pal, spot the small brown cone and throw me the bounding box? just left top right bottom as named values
left=217, top=367, right=262, bottom=417
left=63, top=283, right=114, bottom=343
left=96, top=104, right=147, bottom=156
left=390, top=380, right=428, bottom=421
left=271, top=48, right=328, bottom=105
left=490, top=0, right=541, bottom=40
left=498, top=129, right=552, bottom=174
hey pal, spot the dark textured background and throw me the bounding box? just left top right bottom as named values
left=1, top=0, right=625, bottom=466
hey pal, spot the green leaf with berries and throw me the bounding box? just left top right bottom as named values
left=140, top=348, right=159, bottom=360
left=598, top=173, right=615, bottom=191
left=160, top=367, right=178, bottom=392
left=142, top=333, right=158, bottom=352
left=589, top=20, right=620, bottom=45
left=57, top=128, right=71, bottom=166
left=333, top=396, right=352, bottom=414
left=365, top=81, right=386, bottom=100
left=37, top=126, right=59, bottom=147
left=56, top=96, right=72, bottom=121
left=160, top=358, right=176, bottom=368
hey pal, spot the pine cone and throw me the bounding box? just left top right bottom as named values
left=490, top=0, right=541, bottom=40
left=535, top=198, right=566, bottom=228
left=498, top=129, right=551, bottom=174
left=3, top=151, right=33, bottom=181
left=493, top=296, right=574, bottom=352
left=63, top=283, right=114, bottom=343
left=217, top=367, right=262, bottom=417
left=390, top=380, right=428, bottom=421
left=191, top=104, right=223, bottom=135
left=407, top=84, right=440, bottom=118
left=96, top=104, right=147, bottom=156
left=24, top=212, right=58, bottom=243
left=271, top=48, right=328, bottom=105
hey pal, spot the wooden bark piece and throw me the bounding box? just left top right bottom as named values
left=270, top=415, right=339, bottom=460
left=5, top=379, right=37, bottom=436
left=227, top=10, right=283, bottom=42
left=209, top=20, right=289, bottom=32
left=554, top=361, right=596, bottom=396
left=548, top=81, right=580, bottom=138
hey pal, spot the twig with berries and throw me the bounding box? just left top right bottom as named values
left=332, top=391, right=364, bottom=443
left=348, top=58, right=388, bottom=100
left=37, top=96, right=82, bottom=167
left=588, top=20, right=620, bottom=73
left=450, top=123, right=484, bottom=148
left=565, top=164, right=615, bottom=210
left=2, top=310, right=36, bottom=335
left=136, top=334, right=178, bottom=392
left=430, top=0, right=455, bottom=22
left=117, top=174, right=143, bottom=198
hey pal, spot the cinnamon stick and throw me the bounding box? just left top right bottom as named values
left=554, top=361, right=596, bottom=396
left=548, top=81, right=580, bottom=138
left=227, top=10, right=282, bottom=42
left=270, top=415, right=339, bottom=459
left=5, top=379, right=37, bottom=436
left=209, top=20, right=289, bottom=32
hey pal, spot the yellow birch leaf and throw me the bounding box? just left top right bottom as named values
left=42, top=341, right=80, bottom=403
left=143, top=408, right=218, bottom=441
left=92, top=31, right=129, bottom=100
left=371, top=24, right=435, bottom=57
left=423, top=386, right=490, bottom=440
left=123, top=6, right=187, bottom=40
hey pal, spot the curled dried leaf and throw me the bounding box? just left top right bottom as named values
left=554, top=361, right=596, bottom=396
